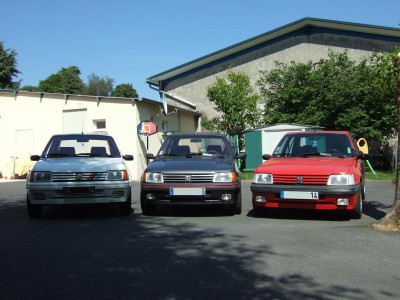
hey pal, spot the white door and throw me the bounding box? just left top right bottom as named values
left=63, top=109, right=87, bottom=133
left=15, top=129, right=34, bottom=157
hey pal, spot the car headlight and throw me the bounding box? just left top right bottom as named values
left=106, top=170, right=129, bottom=181
left=327, top=174, right=355, bottom=185
left=213, top=172, right=237, bottom=182
left=30, top=171, right=52, bottom=182
left=143, top=172, right=164, bottom=183
left=253, top=173, right=273, bottom=184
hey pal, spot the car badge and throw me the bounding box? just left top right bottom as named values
left=296, top=176, right=303, bottom=184
left=185, top=175, right=191, bottom=182
left=76, top=173, right=83, bottom=181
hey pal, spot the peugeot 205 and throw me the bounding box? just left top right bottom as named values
left=26, top=134, right=133, bottom=218
left=140, top=133, right=246, bottom=215
left=251, top=131, right=367, bottom=219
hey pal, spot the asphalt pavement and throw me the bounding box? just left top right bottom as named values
left=0, top=179, right=399, bottom=300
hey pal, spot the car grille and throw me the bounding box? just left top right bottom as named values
left=273, top=174, right=328, bottom=185
left=112, top=191, right=125, bottom=198
left=163, top=172, right=214, bottom=183
left=33, top=192, right=45, bottom=200
left=52, top=172, right=107, bottom=182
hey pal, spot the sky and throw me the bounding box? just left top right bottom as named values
left=1, top=0, right=399, bottom=100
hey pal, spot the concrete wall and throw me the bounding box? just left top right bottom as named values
left=162, top=31, right=400, bottom=119
left=0, top=91, right=199, bottom=181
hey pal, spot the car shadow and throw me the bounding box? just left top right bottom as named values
left=246, top=208, right=351, bottom=221
left=144, top=205, right=234, bottom=218
left=39, top=203, right=134, bottom=220
left=362, top=200, right=392, bottom=221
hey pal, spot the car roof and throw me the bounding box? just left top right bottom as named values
left=50, top=133, right=111, bottom=139
left=166, top=132, right=227, bottom=138
left=284, top=130, right=350, bottom=135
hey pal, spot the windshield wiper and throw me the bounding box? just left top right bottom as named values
left=46, top=153, right=71, bottom=158
left=159, top=153, right=187, bottom=157
left=203, top=152, right=225, bottom=158
left=299, top=152, right=321, bottom=157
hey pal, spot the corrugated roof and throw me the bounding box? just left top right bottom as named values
left=147, top=17, right=400, bottom=83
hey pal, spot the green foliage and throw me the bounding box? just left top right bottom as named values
left=203, top=69, right=262, bottom=142
left=87, top=73, right=114, bottom=96
left=257, top=50, right=397, bottom=141
left=111, top=83, right=138, bottom=98
left=370, top=47, right=400, bottom=84
left=0, top=41, right=20, bottom=89
left=38, top=66, right=85, bottom=94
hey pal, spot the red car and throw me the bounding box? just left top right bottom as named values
left=251, top=131, right=367, bottom=219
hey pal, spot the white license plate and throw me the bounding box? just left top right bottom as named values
left=170, top=188, right=206, bottom=196
left=280, top=191, right=319, bottom=200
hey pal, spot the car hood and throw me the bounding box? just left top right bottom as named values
left=146, top=157, right=234, bottom=172
left=255, top=157, right=356, bottom=175
left=32, top=157, right=127, bottom=172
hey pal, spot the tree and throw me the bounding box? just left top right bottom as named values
left=111, top=83, right=138, bottom=98
left=38, top=66, right=85, bottom=94
left=202, top=69, right=262, bottom=147
left=257, top=50, right=397, bottom=142
left=372, top=48, right=400, bottom=232
left=0, top=41, right=20, bottom=89
left=87, top=73, right=114, bottom=96
left=20, top=85, right=40, bottom=92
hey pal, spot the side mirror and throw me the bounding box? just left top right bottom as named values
left=123, top=155, right=134, bottom=161
left=235, top=153, right=247, bottom=159
left=357, top=154, right=369, bottom=160
left=262, top=154, right=271, bottom=161
left=146, top=153, right=155, bottom=159
left=30, top=155, right=40, bottom=161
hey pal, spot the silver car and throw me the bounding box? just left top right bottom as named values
left=26, top=134, right=133, bottom=218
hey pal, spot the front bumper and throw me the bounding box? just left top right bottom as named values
left=251, top=183, right=360, bottom=210
left=26, top=181, right=131, bottom=205
left=141, top=182, right=241, bottom=205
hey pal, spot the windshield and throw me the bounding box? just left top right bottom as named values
left=42, top=134, right=121, bottom=158
left=272, top=133, right=356, bottom=158
left=157, top=135, right=233, bottom=158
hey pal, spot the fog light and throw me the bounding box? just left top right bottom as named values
left=337, top=198, right=349, bottom=206
left=221, top=194, right=232, bottom=201
left=146, top=194, right=155, bottom=200
left=255, top=196, right=266, bottom=203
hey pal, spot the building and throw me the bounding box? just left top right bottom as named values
left=0, top=90, right=200, bottom=181
left=147, top=18, right=400, bottom=119
left=244, top=124, right=324, bottom=171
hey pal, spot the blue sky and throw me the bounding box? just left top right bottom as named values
left=1, top=0, right=399, bottom=99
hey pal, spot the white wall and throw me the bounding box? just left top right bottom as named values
left=0, top=91, right=199, bottom=181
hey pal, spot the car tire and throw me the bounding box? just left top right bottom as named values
left=350, top=188, right=363, bottom=219
left=361, top=181, right=366, bottom=200
left=253, top=203, right=270, bottom=217
left=140, top=193, right=157, bottom=216
left=226, top=192, right=242, bottom=215
left=119, top=191, right=133, bottom=215
left=26, top=193, right=42, bottom=218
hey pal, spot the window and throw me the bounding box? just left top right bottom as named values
left=162, top=121, right=169, bottom=132
left=93, top=119, right=106, bottom=131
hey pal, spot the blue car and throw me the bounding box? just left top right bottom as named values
left=140, top=133, right=246, bottom=216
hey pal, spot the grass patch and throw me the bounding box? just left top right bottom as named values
left=241, top=171, right=254, bottom=181
left=365, top=171, right=395, bottom=182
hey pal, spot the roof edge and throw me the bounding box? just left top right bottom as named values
left=148, top=17, right=400, bottom=82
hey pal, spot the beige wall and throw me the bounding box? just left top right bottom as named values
left=162, top=32, right=400, bottom=119
left=0, top=91, right=199, bottom=181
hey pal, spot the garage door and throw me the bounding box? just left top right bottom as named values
left=63, top=109, right=87, bottom=133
